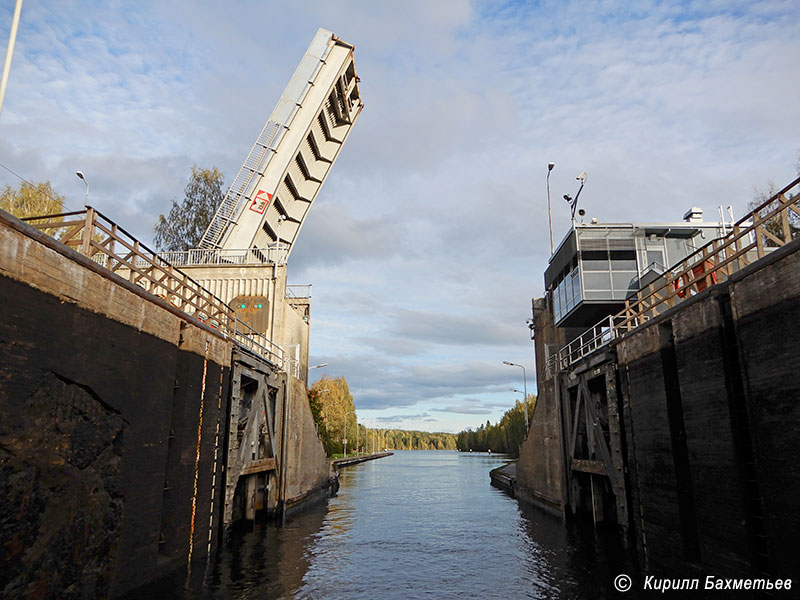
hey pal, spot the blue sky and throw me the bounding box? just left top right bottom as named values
left=2, top=0, right=798, bottom=432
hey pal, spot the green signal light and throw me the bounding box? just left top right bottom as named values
left=240, top=304, right=246, bottom=309
left=257, top=303, right=263, bottom=308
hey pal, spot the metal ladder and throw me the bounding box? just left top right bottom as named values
left=199, top=120, right=285, bottom=249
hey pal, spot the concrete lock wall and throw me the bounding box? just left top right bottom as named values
left=616, top=239, right=800, bottom=578
left=518, top=235, right=800, bottom=579
left=516, top=297, right=566, bottom=512
left=183, top=263, right=311, bottom=384
left=280, top=297, right=311, bottom=383
left=0, top=211, right=232, bottom=598
left=285, top=376, right=335, bottom=506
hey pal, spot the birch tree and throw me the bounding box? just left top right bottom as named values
left=153, top=165, right=224, bottom=251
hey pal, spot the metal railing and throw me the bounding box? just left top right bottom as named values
left=198, top=120, right=285, bottom=250
left=22, top=207, right=294, bottom=373
left=286, top=284, right=312, bottom=299
left=156, top=245, right=287, bottom=267
left=546, top=176, right=800, bottom=376
left=198, top=30, right=335, bottom=250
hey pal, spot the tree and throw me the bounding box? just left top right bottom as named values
left=455, top=394, right=536, bottom=456
left=1, top=180, right=66, bottom=236
left=153, top=165, right=224, bottom=251
left=746, top=153, right=800, bottom=245
left=309, top=375, right=357, bottom=456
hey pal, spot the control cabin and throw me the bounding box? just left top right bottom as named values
left=545, top=208, right=726, bottom=328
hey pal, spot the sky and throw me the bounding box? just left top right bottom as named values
left=2, top=0, right=799, bottom=433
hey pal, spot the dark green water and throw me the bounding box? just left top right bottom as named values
left=144, top=450, right=636, bottom=599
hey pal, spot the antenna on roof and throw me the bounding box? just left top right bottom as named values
left=564, top=170, right=587, bottom=223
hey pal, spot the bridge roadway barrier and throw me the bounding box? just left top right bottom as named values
left=0, top=210, right=335, bottom=598
left=517, top=235, right=800, bottom=581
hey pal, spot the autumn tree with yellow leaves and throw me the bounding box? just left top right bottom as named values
left=1, top=180, right=66, bottom=236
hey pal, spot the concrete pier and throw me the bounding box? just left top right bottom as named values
left=333, top=451, right=394, bottom=468
left=489, top=462, right=517, bottom=497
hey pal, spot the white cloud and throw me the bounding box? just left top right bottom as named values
left=2, top=0, right=798, bottom=433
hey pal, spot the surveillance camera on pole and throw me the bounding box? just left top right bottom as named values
left=564, top=170, right=587, bottom=223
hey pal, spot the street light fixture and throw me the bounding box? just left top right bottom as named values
left=75, top=171, right=89, bottom=208
left=308, top=362, right=327, bottom=378
left=275, top=214, right=287, bottom=262
left=503, top=361, right=528, bottom=432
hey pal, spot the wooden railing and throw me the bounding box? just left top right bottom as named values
left=22, top=206, right=291, bottom=372
left=546, top=175, right=800, bottom=376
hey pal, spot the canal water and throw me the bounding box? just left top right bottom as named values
left=146, top=450, right=637, bottom=599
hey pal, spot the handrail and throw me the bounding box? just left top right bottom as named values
left=198, top=29, right=336, bottom=251
left=157, top=246, right=287, bottom=267
left=546, top=176, right=800, bottom=376
left=21, top=207, right=293, bottom=373
left=286, top=284, right=312, bottom=299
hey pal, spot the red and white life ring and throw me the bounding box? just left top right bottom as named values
left=674, top=260, right=717, bottom=298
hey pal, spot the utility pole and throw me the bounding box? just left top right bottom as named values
left=0, top=0, right=23, bottom=120
left=503, top=361, right=529, bottom=432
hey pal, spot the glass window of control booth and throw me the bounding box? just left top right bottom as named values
left=553, top=264, right=581, bottom=323
left=640, top=233, right=704, bottom=274
left=577, top=228, right=638, bottom=301
left=665, top=236, right=695, bottom=266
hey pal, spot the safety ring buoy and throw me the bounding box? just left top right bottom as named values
left=674, top=260, right=717, bottom=298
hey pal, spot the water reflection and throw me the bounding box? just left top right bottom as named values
left=210, top=506, right=327, bottom=598
left=516, top=502, right=639, bottom=598
left=134, top=451, right=638, bottom=599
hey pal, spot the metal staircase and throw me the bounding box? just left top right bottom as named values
left=198, top=28, right=362, bottom=257
left=199, top=120, right=284, bottom=249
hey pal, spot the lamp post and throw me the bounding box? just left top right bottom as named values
left=275, top=214, right=287, bottom=261
left=0, top=0, right=23, bottom=120
left=308, top=362, right=327, bottom=382
left=76, top=171, right=89, bottom=208
left=503, top=361, right=528, bottom=431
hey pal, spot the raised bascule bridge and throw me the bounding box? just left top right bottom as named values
left=0, top=28, right=362, bottom=598
left=516, top=176, right=800, bottom=581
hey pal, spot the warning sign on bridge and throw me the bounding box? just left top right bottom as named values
left=249, top=190, right=272, bottom=214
